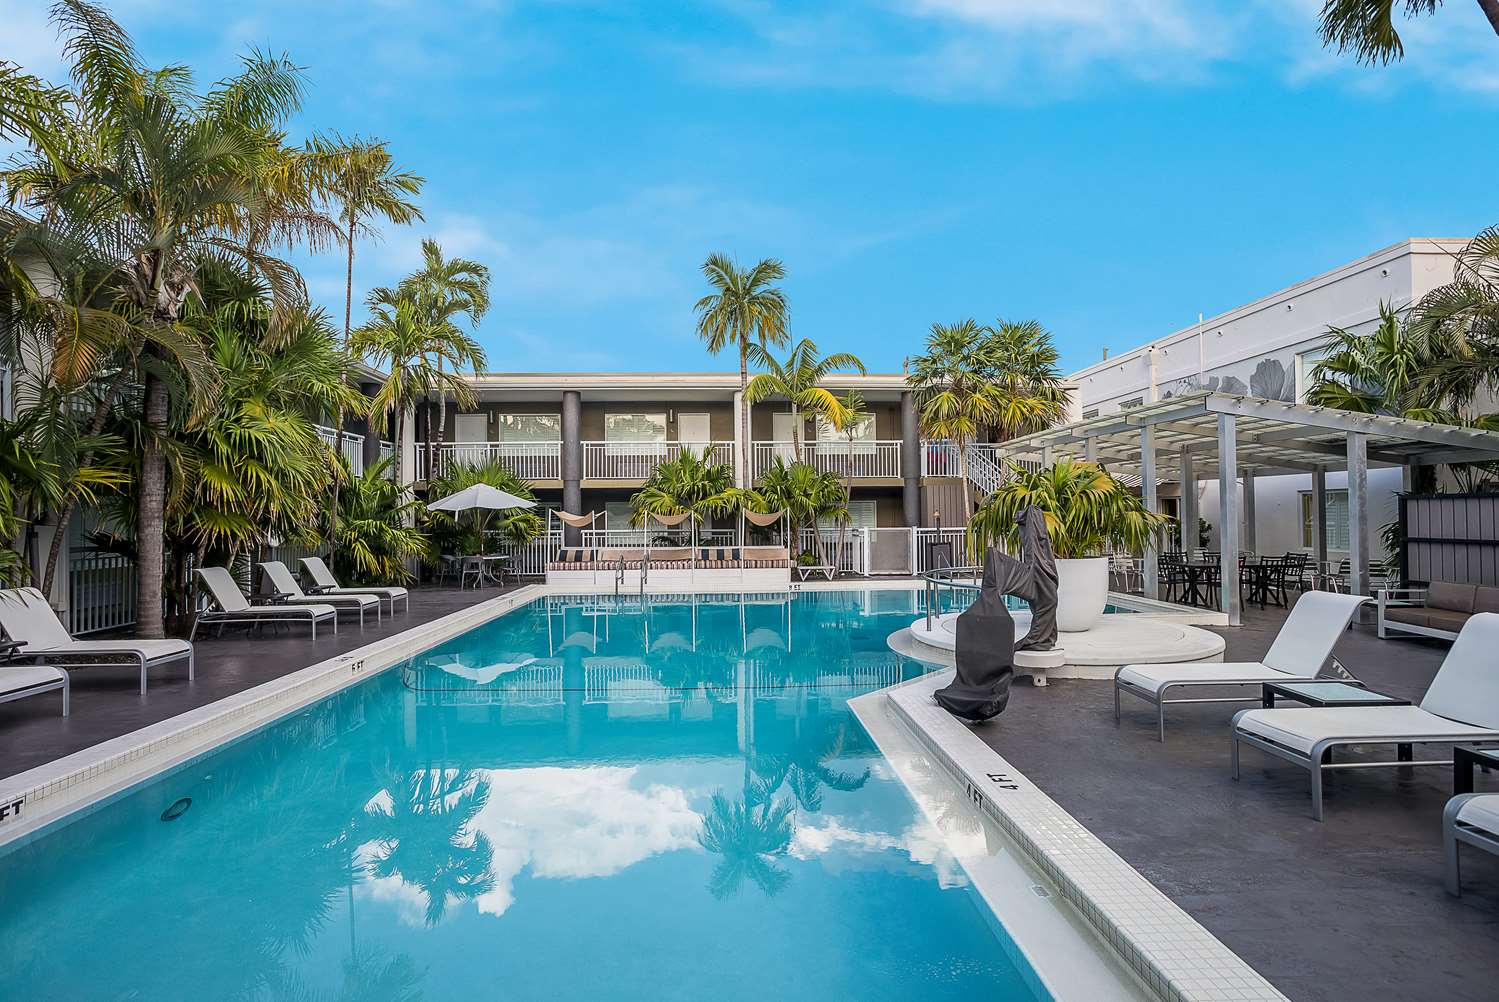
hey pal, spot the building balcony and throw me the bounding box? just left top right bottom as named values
left=425, top=441, right=564, bottom=483
left=583, top=440, right=734, bottom=481
left=751, top=440, right=904, bottom=482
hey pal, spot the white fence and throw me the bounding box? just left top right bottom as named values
left=315, top=424, right=365, bottom=476
left=752, top=441, right=902, bottom=480
left=583, top=441, right=733, bottom=480
left=67, top=549, right=136, bottom=634
left=499, top=531, right=561, bottom=577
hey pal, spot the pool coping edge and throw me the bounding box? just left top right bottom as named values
left=884, top=672, right=1290, bottom=1002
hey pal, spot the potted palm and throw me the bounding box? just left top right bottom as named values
left=968, top=459, right=1171, bottom=632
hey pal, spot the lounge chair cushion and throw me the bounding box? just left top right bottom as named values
left=24, top=638, right=191, bottom=662
left=0, top=588, right=74, bottom=648
left=1474, top=587, right=1499, bottom=615
left=1236, top=705, right=1498, bottom=755
left=1428, top=581, right=1477, bottom=613
left=1117, top=663, right=1294, bottom=695
left=1424, top=609, right=1472, bottom=634
left=1, top=665, right=67, bottom=695
left=300, top=557, right=407, bottom=599
left=1456, top=794, right=1499, bottom=834
left=259, top=562, right=376, bottom=610
left=1383, top=607, right=1431, bottom=628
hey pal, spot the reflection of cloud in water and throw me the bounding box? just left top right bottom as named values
left=789, top=814, right=976, bottom=890
left=468, top=766, right=702, bottom=917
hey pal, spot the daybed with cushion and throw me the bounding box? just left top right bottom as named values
left=1231, top=612, right=1499, bottom=820
left=1378, top=580, right=1496, bottom=642
left=0, top=586, right=192, bottom=697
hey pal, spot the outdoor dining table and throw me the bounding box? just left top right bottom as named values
left=1176, top=562, right=1219, bottom=608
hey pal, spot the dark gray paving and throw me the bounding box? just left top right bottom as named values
left=974, top=603, right=1499, bottom=1002
left=0, top=585, right=518, bottom=780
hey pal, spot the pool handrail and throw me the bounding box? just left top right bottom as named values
left=921, top=564, right=983, bottom=630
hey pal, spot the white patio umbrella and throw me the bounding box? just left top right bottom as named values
left=428, top=484, right=536, bottom=554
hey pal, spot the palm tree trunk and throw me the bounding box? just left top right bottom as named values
left=957, top=440, right=972, bottom=528
left=1480, top=0, right=1499, bottom=37
left=436, top=357, right=447, bottom=478
left=791, top=403, right=801, bottom=463
left=739, top=342, right=750, bottom=486
left=332, top=214, right=357, bottom=550
left=136, top=369, right=168, bottom=639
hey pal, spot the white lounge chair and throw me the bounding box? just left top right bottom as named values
left=192, top=567, right=338, bottom=641
left=1231, top=612, right=1499, bottom=820
left=1444, top=793, right=1499, bottom=896
left=257, top=561, right=379, bottom=628
left=1115, top=590, right=1369, bottom=740
left=1, top=664, right=70, bottom=716
left=299, top=556, right=409, bottom=616
left=0, top=586, right=192, bottom=696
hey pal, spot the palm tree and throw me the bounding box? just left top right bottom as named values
left=3, top=0, right=314, bottom=637
left=827, top=389, right=870, bottom=568
left=350, top=299, right=482, bottom=469
left=629, top=448, right=742, bottom=534
left=984, top=318, right=1068, bottom=441
left=751, top=459, right=849, bottom=560
left=331, top=457, right=431, bottom=583
left=694, top=254, right=789, bottom=482
left=908, top=320, right=1001, bottom=522
left=968, top=458, right=1171, bottom=559
left=697, top=787, right=795, bottom=899
left=371, top=240, right=490, bottom=473
left=744, top=338, right=865, bottom=462
left=1318, top=0, right=1499, bottom=65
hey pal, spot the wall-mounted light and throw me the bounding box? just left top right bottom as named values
left=1380, top=267, right=1390, bottom=277
left=1286, top=302, right=1294, bottom=311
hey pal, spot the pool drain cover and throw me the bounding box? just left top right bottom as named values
left=160, top=797, right=192, bottom=821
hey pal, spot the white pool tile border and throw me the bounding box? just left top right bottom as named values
left=885, top=672, right=1287, bottom=1002
left=0, top=585, right=545, bottom=847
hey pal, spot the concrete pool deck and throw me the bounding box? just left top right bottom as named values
left=958, top=602, right=1499, bottom=1002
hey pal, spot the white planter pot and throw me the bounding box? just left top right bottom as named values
left=1055, top=556, right=1110, bottom=633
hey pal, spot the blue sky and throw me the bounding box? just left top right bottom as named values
left=6, top=0, right=1498, bottom=374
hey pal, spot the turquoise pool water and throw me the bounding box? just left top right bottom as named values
left=1, top=591, right=1050, bottom=1002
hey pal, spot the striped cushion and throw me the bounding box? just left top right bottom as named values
left=744, top=559, right=791, bottom=568
left=695, top=547, right=742, bottom=562
left=553, top=548, right=598, bottom=564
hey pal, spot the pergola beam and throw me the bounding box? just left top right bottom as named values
left=1208, top=394, right=1499, bottom=452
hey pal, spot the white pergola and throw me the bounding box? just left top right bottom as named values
left=997, top=392, right=1499, bottom=626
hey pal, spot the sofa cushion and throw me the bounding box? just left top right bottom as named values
left=1384, top=607, right=1430, bottom=628
left=1427, top=580, right=1477, bottom=613
left=1475, top=587, right=1499, bottom=615
left=1424, top=609, right=1472, bottom=634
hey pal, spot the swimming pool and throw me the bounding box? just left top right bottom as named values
left=0, top=591, right=1066, bottom=1001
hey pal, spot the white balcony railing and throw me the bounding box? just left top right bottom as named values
left=583, top=441, right=733, bottom=480
left=425, top=441, right=562, bottom=482
left=315, top=424, right=364, bottom=475
left=751, top=440, right=902, bottom=480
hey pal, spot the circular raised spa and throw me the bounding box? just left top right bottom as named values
left=901, top=609, right=1225, bottom=681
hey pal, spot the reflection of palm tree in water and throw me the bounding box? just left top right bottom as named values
left=753, top=720, right=870, bottom=813
left=248, top=945, right=424, bottom=1002
left=697, top=775, right=795, bottom=900
left=364, top=764, right=497, bottom=925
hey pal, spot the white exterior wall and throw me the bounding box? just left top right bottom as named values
left=1067, top=238, right=1462, bottom=566
left=1197, top=468, right=1401, bottom=563
left=1070, top=239, right=1464, bottom=417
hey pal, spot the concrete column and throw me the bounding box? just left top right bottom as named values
left=1179, top=447, right=1196, bottom=555
left=1084, top=437, right=1097, bottom=461
left=1140, top=426, right=1159, bottom=599
left=901, top=390, right=921, bottom=528
left=356, top=382, right=381, bottom=472
left=1241, top=466, right=1256, bottom=554
left=1218, top=413, right=1241, bottom=626
left=733, top=389, right=746, bottom=487
left=562, top=390, right=582, bottom=546
left=1041, top=444, right=1052, bottom=466
left=1348, top=432, right=1369, bottom=598
left=1312, top=466, right=1328, bottom=575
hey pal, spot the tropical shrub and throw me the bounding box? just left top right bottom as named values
left=630, top=448, right=741, bottom=531
left=424, top=459, right=542, bottom=557
left=328, top=457, right=430, bottom=584
left=750, top=459, right=849, bottom=546
left=969, top=458, right=1171, bottom=560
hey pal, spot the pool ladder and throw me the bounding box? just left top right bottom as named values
left=613, top=554, right=650, bottom=595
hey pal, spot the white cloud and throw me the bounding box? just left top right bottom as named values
left=790, top=814, right=974, bottom=889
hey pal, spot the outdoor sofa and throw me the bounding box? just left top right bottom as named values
left=1114, top=590, right=1368, bottom=740
left=0, top=586, right=193, bottom=700
left=1231, top=612, right=1499, bottom=820
left=1377, top=580, right=1496, bottom=642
